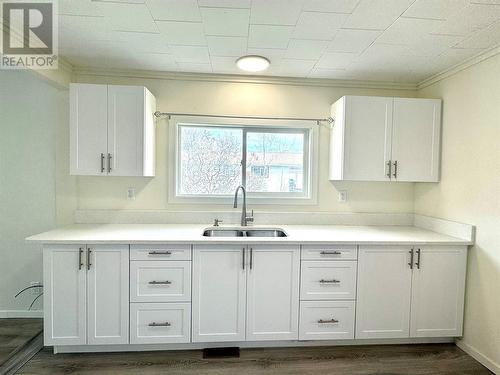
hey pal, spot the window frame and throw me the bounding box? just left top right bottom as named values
left=168, top=116, right=319, bottom=205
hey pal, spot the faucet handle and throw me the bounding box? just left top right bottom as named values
left=213, top=219, right=223, bottom=227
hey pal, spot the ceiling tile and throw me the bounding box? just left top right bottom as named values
left=176, top=62, right=213, bottom=73
left=285, top=39, right=329, bottom=59
left=453, top=19, right=500, bottom=48
left=377, top=17, right=444, bottom=45
left=59, top=15, right=109, bottom=41
left=308, top=67, right=347, bottom=78
left=317, top=51, right=358, bottom=68
left=59, top=0, right=104, bottom=16
left=201, top=8, right=250, bottom=37
left=140, top=53, right=178, bottom=70
left=170, top=45, right=210, bottom=63
left=146, top=0, right=201, bottom=22
left=410, top=34, right=464, bottom=56
left=105, top=31, right=171, bottom=53
left=431, top=3, right=500, bottom=36
left=211, top=56, right=244, bottom=74
left=96, top=2, right=158, bottom=33
left=328, top=29, right=381, bottom=53
left=343, top=0, right=414, bottom=30
left=250, top=0, right=304, bottom=26
left=267, top=59, right=317, bottom=77
left=293, top=12, right=348, bottom=40
left=198, top=0, right=251, bottom=8
left=206, top=36, right=247, bottom=56
left=302, top=0, right=361, bottom=14
left=247, top=48, right=287, bottom=61
left=402, top=0, right=468, bottom=20
left=248, top=25, right=294, bottom=49
left=156, top=21, right=206, bottom=45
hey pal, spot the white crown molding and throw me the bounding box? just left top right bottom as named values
left=417, top=44, right=500, bottom=90
left=72, top=66, right=418, bottom=91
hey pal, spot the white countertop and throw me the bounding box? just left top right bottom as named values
left=26, top=224, right=472, bottom=246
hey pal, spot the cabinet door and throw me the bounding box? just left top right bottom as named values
left=43, top=245, right=86, bottom=345
left=410, top=246, right=467, bottom=337
left=356, top=246, right=412, bottom=339
left=334, top=96, right=393, bottom=181
left=70, top=83, right=108, bottom=175
left=391, top=98, right=441, bottom=182
left=107, top=85, right=155, bottom=177
left=192, top=245, right=246, bottom=342
left=87, top=245, right=129, bottom=345
left=246, top=245, right=300, bottom=341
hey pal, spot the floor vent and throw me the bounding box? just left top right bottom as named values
left=203, top=347, right=240, bottom=359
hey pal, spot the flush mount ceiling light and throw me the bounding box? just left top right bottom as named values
left=236, top=55, right=270, bottom=72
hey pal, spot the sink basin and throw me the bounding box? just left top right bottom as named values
left=203, top=228, right=287, bottom=238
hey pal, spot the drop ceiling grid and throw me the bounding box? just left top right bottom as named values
left=57, top=0, right=500, bottom=83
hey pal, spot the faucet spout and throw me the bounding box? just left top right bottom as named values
left=233, top=185, right=253, bottom=226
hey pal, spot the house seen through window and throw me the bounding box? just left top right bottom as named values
left=177, top=123, right=310, bottom=199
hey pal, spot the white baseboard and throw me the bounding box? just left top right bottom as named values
left=456, top=340, right=500, bottom=374
left=0, top=310, right=43, bottom=318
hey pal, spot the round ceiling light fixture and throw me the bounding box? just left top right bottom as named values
left=236, top=55, right=270, bottom=72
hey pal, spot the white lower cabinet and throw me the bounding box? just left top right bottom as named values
left=43, top=244, right=129, bottom=346
left=192, top=245, right=247, bottom=343
left=130, top=303, right=191, bottom=344
left=299, top=301, right=355, bottom=340
left=356, top=245, right=467, bottom=339
left=410, top=246, right=467, bottom=337
left=192, top=244, right=300, bottom=343
left=246, top=246, right=300, bottom=341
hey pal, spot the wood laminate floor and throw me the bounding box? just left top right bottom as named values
left=18, top=343, right=492, bottom=375
left=0, top=318, right=42, bottom=365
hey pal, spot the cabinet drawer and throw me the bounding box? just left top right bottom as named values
left=301, top=245, right=357, bottom=260
left=300, top=261, right=357, bottom=300
left=299, top=301, right=355, bottom=340
left=130, top=303, right=191, bottom=344
left=130, top=261, right=191, bottom=302
left=131, top=244, right=191, bottom=261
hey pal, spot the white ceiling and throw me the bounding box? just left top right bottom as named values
left=59, top=0, right=500, bottom=83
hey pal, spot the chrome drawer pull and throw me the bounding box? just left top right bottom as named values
left=148, top=322, right=171, bottom=327
left=318, top=319, right=339, bottom=324
left=148, top=280, right=172, bottom=285
left=320, top=251, right=342, bottom=255
left=148, top=251, right=172, bottom=255
left=319, top=279, right=340, bottom=284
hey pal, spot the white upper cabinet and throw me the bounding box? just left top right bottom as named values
left=70, top=83, right=156, bottom=177
left=329, top=95, right=441, bottom=182
left=392, top=98, right=441, bottom=182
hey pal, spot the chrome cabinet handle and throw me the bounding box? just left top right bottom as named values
left=148, top=280, right=172, bottom=285
left=78, top=247, right=84, bottom=270
left=320, top=251, right=341, bottom=255
left=148, top=251, right=172, bottom=255
left=148, top=322, right=171, bottom=327
left=393, top=160, right=398, bottom=179
left=319, top=279, right=340, bottom=284
left=408, top=248, right=414, bottom=269
left=386, top=160, right=392, bottom=179
left=100, top=153, right=105, bottom=173
left=250, top=247, right=253, bottom=269
left=318, top=319, right=339, bottom=324
left=242, top=248, right=245, bottom=270
left=416, top=248, right=421, bottom=269
left=87, top=248, right=92, bottom=270
left=107, top=153, right=112, bottom=173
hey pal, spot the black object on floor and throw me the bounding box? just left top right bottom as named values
left=203, top=347, right=240, bottom=359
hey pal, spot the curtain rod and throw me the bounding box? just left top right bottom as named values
left=154, top=111, right=334, bottom=126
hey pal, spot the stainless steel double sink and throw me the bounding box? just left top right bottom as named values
left=203, top=228, right=287, bottom=237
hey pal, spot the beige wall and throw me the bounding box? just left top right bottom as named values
left=74, top=73, right=417, bottom=213
left=416, top=54, right=500, bottom=371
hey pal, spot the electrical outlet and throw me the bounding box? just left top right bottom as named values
left=30, top=282, right=42, bottom=296
left=127, top=187, right=136, bottom=200
left=338, top=190, right=347, bottom=203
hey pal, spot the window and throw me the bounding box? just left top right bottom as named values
left=174, top=120, right=315, bottom=202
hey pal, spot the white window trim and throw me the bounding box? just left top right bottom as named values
left=167, top=115, right=319, bottom=206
